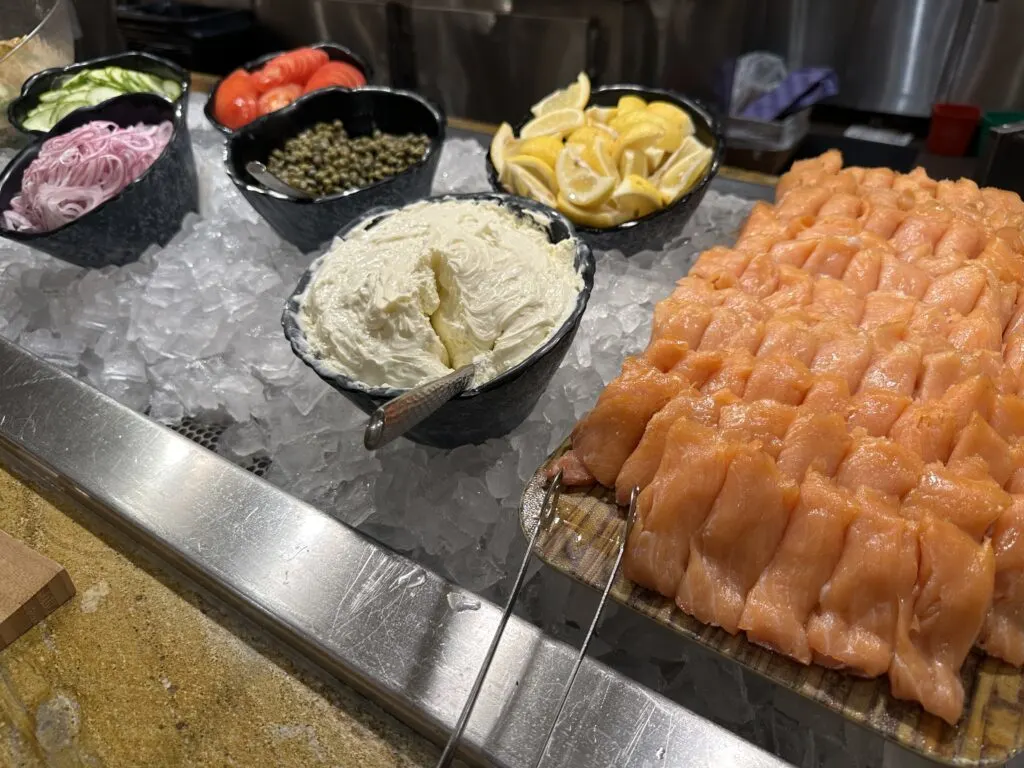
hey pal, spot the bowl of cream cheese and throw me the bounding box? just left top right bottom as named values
left=282, top=193, right=595, bottom=448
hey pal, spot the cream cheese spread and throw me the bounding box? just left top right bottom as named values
left=298, top=199, right=582, bottom=389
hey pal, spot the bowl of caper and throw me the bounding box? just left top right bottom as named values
left=224, top=86, right=445, bottom=252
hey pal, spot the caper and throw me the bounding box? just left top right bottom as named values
left=264, top=120, right=430, bottom=197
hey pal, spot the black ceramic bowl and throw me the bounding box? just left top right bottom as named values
left=282, top=193, right=596, bottom=448
left=226, top=86, right=445, bottom=253
left=486, top=84, right=725, bottom=256
left=203, top=42, right=373, bottom=137
left=7, top=51, right=190, bottom=138
left=0, top=92, right=199, bottom=267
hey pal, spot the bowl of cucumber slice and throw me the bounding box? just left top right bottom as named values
left=6, top=51, right=188, bottom=136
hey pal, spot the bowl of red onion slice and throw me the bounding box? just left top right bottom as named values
left=0, top=91, right=198, bottom=266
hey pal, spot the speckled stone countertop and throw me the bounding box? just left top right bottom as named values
left=0, top=467, right=437, bottom=767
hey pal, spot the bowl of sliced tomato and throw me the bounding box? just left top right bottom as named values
left=204, top=42, right=372, bottom=136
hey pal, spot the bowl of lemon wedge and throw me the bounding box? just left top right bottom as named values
left=486, top=73, right=724, bottom=255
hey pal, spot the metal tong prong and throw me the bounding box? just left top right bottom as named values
left=531, top=484, right=640, bottom=768
left=435, top=469, right=564, bottom=768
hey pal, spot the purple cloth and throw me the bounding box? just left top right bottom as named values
left=740, top=68, right=839, bottom=121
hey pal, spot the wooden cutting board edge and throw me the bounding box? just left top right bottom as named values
left=0, top=529, right=75, bottom=651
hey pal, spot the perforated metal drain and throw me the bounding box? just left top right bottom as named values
left=167, top=416, right=272, bottom=478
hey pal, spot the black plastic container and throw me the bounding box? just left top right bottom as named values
left=282, top=193, right=596, bottom=448
left=116, top=1, right=266, bottom=76
left=203, top=42, right=373, bottom=137
left=486, top=84, right=725, bottom=256
left=7, top=51, right=190, bottom=138
left=225, top=86, right=444, bottom=253
left=0, top=93, right=198, bottom=267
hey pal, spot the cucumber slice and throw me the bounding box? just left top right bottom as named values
left=38, top=89, right=63, bottom=103
left=86, top=85, right=123, bottom=104
left=162, top=79, right=182, bottom=99
left=60, top=71, right=93, bottom=90
left=22, top=112, right=52, bottom=132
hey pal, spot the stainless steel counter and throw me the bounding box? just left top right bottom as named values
left=0, top=335, right=787, bottom=767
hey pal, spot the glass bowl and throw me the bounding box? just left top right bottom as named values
left=0, top=0, right=75, bottom=147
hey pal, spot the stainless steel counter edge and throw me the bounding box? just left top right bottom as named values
left=0, top=338, right=787, bottom=768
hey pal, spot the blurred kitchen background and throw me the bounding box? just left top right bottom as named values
left=73, top=0, right=1024, bottom=180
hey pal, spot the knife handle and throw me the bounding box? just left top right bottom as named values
left=364, top=364, right=476, bottom=450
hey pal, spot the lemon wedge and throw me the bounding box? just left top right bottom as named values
left=611, top=110, right=681, bottom=153
left=657, top=145, right=712, bottom=204
left=531, top=72, right=591, bottom=117
left=489, top=122, right=516, bottom=175
left=612, top=174, right=663, bottom=219
left=507, top=155, right=557, bottom=193
left=644, top=146, right=666, bottom=170
left=509, top=165, right=557, bottom=208
left=613, top=122, right=664, bottom=160
left=648, top=101, right=695, bottom=136
left=585, top=106, right=617, bottom=126
left=609, top=109, right=660, bottom=135
left=619, top=148, right=647, bottom=178
left=516, top=136, right=563, bottom=169
left=520, top=108, right=585, bottom=140
left=555, top=144, right=615, bottom=208
left=580, top=136, right=618, bottom=179
left=557, top=195, right=632, bottom=228
left=649, top=136, right=705, bottom=185
left=567, top=124, right=617, bottom=147
left=617, top=94, right=647, bottom=113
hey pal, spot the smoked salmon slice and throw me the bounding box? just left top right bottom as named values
left=571, top=357, right=685, bottom=487
left=806, top=495, right=918, bottom=677
left=739, top=471, right=858, bottom=663
left=889, top=518, right=995, bottom=724
left=623, top=419, right=741, bottom=597
left=980, top=498, right=1024, bottom=665
left=677, top=444, right=798, bottom=634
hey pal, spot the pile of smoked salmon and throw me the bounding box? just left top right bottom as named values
left=552, top=150, right=1024, bottom=725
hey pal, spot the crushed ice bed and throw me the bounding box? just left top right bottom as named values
left=0, top=96, right=946, bottom=768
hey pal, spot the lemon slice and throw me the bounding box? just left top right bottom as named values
left=507, top=155, right=557, bottom=193
left=648, top=101, right=695, bottom=136
left=657, top=145, right=712, bottom=205
left=613, top=123, right=664, bottom=160
left=520, top=108, right=585, bottom=140
left=516, top=136, right=563, bottom=169
left=555, top=144, right=615, bottom=208
left=557, top=194, right=632, bottom=228
left=509, top=165, right=557, bottom=208
left=649, top=135, right=705, bottom=184
left=612, top=174, right=663, bottom=219
left=531, top=72, right=591, bottom=117
left=580, top=136, right=618, bottom=179
left=619, top=148, right=647, bottom=179
left=490, top=122, right=516, bottom=175
left=617, top=94, right=647, bottom=113
left=585, top=106, right=617, bottom=125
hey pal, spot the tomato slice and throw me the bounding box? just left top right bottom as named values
left=257, top=84, right=303, bottom=116
left=253, top=48, right=330, bottom=92
left=214, top=69, right=259, bottom=130
left=303, top=61, right=367, bottom=93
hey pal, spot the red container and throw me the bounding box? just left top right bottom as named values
left=926, top=103, right=981, bottom=156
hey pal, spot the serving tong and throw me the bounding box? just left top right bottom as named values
left=436, top=473, right=640, bottom=768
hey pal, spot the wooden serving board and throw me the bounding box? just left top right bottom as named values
left=520, top=440, right=1024, bottom=767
